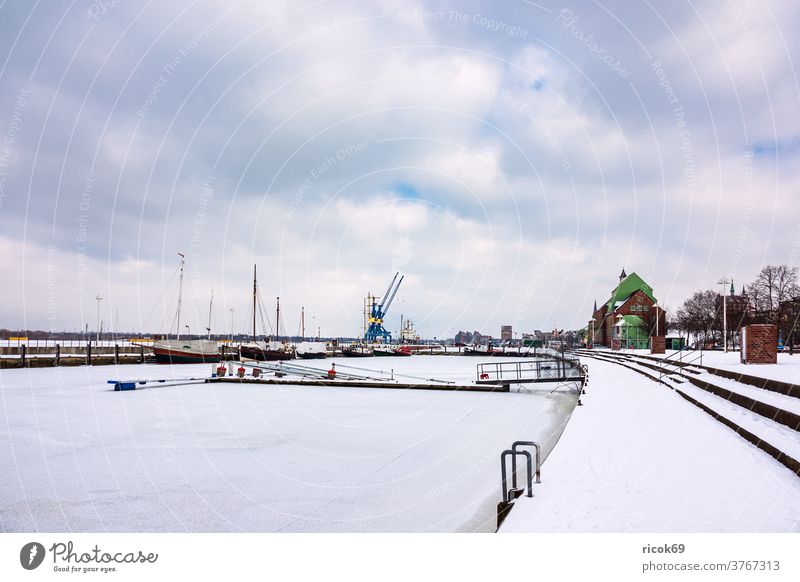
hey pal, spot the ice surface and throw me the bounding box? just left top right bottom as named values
left=0, top=356, right=577, bottom=532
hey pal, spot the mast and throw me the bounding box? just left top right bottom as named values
left=252, top=265, right=257, bottom=341
left=176, top=252, right=185, bottom=339
left=276, top=297, right=281, bottom=341
left=206, top=289, right=214, bottom=340
left=301, top=306, right=305, bottom=341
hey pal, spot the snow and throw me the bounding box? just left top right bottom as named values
left=630, top=349, right=800, bottom=385
left=0, top=356, right=578, bottom=532
left=499, top=356, right=800, bottom=533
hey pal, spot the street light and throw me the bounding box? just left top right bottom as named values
left=718, top=277, right=731, bottom=352
left=94, top=295, right=103, bottom=342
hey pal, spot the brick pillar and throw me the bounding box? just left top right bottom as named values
left=740, top=324, right=777, bottom=364
left=650, top=336, right=666, bottom=354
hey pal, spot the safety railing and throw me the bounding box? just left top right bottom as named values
left=477, top=358, right=584, bottom=384
left=658, top=347, right=703, bottom=382
left=500, top=440, right=542, bottom=503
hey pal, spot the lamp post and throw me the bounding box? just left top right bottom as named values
left=718, top=277, right=730, bottom=352
left=94, top=295, right=103, bottom=342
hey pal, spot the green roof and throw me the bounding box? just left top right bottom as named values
left=606, top=272, right=656, bottom=312
left=616, top=314, right=646, bottom=327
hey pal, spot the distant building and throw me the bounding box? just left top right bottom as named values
left=589, top=269, right=665, bottom=349
left=500, top=325, right=512, bottom=341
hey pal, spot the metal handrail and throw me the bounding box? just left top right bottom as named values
left=500, top=449, right=532, bottom=503
left=511, top=441, right=541, bottom=485
left=658, top=347, right=704, bottom=381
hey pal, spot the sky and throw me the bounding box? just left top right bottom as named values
left=0, top=0, right=798, bottom=339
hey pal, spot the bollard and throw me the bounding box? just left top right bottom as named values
left=114, top=344, right=119, bottom=365
left=55, top=343, right=61, bottom=367
left=20, top=344, right=26, bottom=367
left=87, top=342, right=92, bottom=365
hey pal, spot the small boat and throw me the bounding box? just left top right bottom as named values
left=147, top=253, right=220, bottom=364
left=296, top=341, right=327, bottom=359
left=239, top=340, right=294, bottom=361
left=373, top=345, right=412, bottom=356
left=342, top=344, right=374, bottom=357
left=152, top=338, right=220, bottom=364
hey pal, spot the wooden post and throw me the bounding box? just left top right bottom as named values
left=114, top=343, right=119, bottom=364
left=20, top=344, right=26, bottom=367
left=55, top=343, right=61, bottom=366
left=140, top=345, right=145, bottom=364
left=87, top=342, right=92, bottom=365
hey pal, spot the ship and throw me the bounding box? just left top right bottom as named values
left=236, top=265, right=294, bottom=361
left=152, top=338, right=220, bottom=364
left=239, top=339, right=294, bottom=361
left=148, top=253, right=220, bottom=364
left=373, top=345, right=412, bottom=357
left=342, top=344, right=374, bottom=357
left=295, top=341, right=328, bottom=359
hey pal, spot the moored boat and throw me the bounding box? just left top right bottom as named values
left=146, top=253, right=220, bottom=364
left=295, top=341, right=328, bottom=359
left=373, top=345, right=412, bottom=356
left=342, top=344, right=374, bottom=357
left=239, top=340, right=294, bottom=361
left=152, top=338, right=220, bottom=363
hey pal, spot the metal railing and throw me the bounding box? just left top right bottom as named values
left=658, top=347, right=704, bottom=382
left=477, top=358, right=584, bottom=384
left=500, top=440, right=543, bottom=503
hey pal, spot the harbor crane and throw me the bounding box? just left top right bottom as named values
left=365, top=272, right=404, bottom=343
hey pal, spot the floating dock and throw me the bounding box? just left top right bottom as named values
left=208, top=376, right=507, bottom=392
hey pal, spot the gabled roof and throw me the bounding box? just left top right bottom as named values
left=616, top=314, right=646, bottom=327
left=606, top=272, right=656, bottom=312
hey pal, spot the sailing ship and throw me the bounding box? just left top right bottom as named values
left=237, top=265, right=295, bottom=361
left=294, top=306, right=327, bottom=358
left=151, top=253, right=220, bottom=364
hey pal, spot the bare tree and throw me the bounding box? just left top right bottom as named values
left=748, top=265, right=800, bottom=321
left=676, top=290, right=719, bottom=347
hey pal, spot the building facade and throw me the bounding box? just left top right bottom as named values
left=589, top=269, right=666, bottom=349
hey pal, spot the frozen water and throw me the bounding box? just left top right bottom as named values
left=0, top=356, right=578, bottom=532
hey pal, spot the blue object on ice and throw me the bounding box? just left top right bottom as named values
left=113, top=382, right=136, bottom=391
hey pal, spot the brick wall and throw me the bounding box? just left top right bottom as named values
left=740, top=324, right=777, bottom=364
left=650, top=336, right=665, bottom=354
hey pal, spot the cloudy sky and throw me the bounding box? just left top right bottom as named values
left=0, top=0, right=798, bottom=338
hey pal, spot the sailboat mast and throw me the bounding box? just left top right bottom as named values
left=276, top=297, right=280, bottom=341
left=206, top=289, right=213, bottom=340
left=301, top=306, right=305, bottom=341
left=176, top=252, right=185, bottom=340
left=252, top=265, right=257, bottom=341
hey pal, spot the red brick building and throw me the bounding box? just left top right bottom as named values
left=588, top=269, right=666, bottom=349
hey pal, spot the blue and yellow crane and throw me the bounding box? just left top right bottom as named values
left=364, top=273, right=404, bottom=343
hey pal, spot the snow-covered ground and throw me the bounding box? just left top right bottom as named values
left=626, top=348, right=800, bottom=385
left=0, top=356, right=578, bottom=532
left=499, top=356, right=800, bottom=533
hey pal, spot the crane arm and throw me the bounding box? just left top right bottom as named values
left=383, top=275, right=404, bottom=315
left=379, top=273, right=399, bottom=308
